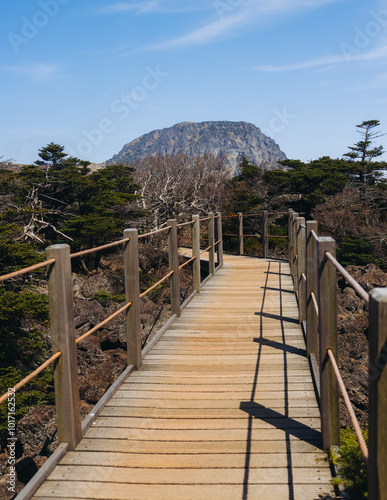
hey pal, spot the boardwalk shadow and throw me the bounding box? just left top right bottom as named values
left=255, top=311, right=299, bottom=324
left=253, top=338, right=306, bottom=357
left=241, top=260, right=324, bottom=500
left=239, top=401, right=321, bottom=446
left=262, top=286, right=293, bottom=294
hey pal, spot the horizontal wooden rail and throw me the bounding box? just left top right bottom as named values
left=138, top=226, right=170, bottom=239
left=224, top=210, right=289, bottom=257
left=325, top=251, right=369, bottom=304
left=0, top=258, right=55, bottom=282
left=140, top=270, right=174, bottom=298
left=200, top=245, right=212, bottom=255
left=327, top=349, right=369, bottom=464
left=0, top=350, right=62, bottom=405
left=75, top=301, right=133, bottom=345
left=178, top=255, right=196, bottom=270
left=70, top=238, right=129, bottom=259
left=177, top=220, right=195, bottom=228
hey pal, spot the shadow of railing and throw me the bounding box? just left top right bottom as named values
left=239, top=261, right=323, bottom=500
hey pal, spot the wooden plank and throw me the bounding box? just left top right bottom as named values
left=107, top=395, right=318, bottom=414
left=34, top=483, right=334, bottom=500
left=139, top=363, right=315, bottom=372
left=125, top=375, right=313, bottom=384
left=113, top=390, right=316, bottom=400
left=92, top=416, right=322, bottom=431
left=100, top=406, right=321, bottom=419
left=58, top=451, right=328, bottom=469
left=45, top=465, right=332, bottom=484
left=76, top=438, right=325, bottom=455
left=84, top=427, right=322, bottom=442
left=106, top=398, right=318, bottom=410
left=120, top=382, right=316, bottom=392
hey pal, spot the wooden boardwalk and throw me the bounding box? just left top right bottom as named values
left=32, top=255, right=335, bottom=500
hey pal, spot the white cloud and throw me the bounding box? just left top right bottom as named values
left=348, top=72, right=387, bottom=91
left=110, top=0, right=343, bottom=50
left=2, top=63, right=63, bottom=82
left=98, top=1, right=211, bottom=15
left=98, top=1, right=160, bottom=14
left=254, top=45, right=387, bottom=72
left=142, top=12, right=246, bottom=50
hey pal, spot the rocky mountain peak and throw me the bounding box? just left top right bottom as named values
left=106, top=121, right=286, bottom=174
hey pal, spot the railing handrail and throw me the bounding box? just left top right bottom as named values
left=0, top=213, right=221, bottom=429
left=3, top=209, right=384, bottom=498
left=289, top=209, right=386, bottom=497
left=325, top=251, right=369, bottom=304
left=0, top=258, right=56, bottom=283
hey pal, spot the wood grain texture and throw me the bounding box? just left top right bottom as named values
left=32, top=255, right=334, bottom=500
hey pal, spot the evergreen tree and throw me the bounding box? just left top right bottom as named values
left=343, top=120, right=384, bottom=162
left=343, top=120, right=386, bottom=214
left=35, top=141, right=68, bottom=172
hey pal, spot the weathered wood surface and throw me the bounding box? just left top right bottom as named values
left=33, top=255, right=334, bottom=500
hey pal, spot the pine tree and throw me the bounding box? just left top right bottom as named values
left=344, top=120, right=384, bottom=162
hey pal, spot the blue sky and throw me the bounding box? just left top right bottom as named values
left=1, top=0, right=386, bottom=165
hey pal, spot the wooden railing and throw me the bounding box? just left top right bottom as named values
left=288, top=209, right=387, bottom=499
left=223, top=211, right=288, bottom=257
left=1, top=209, right=386, bottom=499
left=0, top=212, right=223, bottom=499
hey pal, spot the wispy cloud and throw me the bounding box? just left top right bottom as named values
left=98, top=1, right=160, bottom=14
left=348, top=72, right=387, bottom=91
left=142, top=12, right=246, bottom=50
left=2, top=63, right=63, bottom=82
left=105, top=0, right=343, bottom=51
left=98, top=1, right=211, bottom=15
left=254, top=45, right=387, bottom=72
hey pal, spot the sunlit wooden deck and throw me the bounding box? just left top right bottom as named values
left=32, top=254, right=335, bottom=500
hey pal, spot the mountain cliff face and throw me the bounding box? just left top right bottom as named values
left=106, top=121, right=286, bottom=173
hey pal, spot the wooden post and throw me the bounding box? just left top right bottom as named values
left=124, top=229, right=142, bottom=369
left=306, top=221, right=319, bottom=357
left=296, top=217, right=306, bottom=324
left=292, top=212, right=299, bottom=292
left=192, top=215, right=201, bottom=293
left=288, top=209, right=294, bottom=275
left=368, top=288, right=387, bottom=500
left=168, top=219, right=181, bottom=317
left=262, top=210, right=269, bottom=259
left=215, top=212, right=223, bottom=268
left=208, top=212, right=215, bottom=276
left=238, top=212, right=243, bottom=255
left=318, top=237, right=339, bottom=451
left=46, top=244, right=82, bottom=450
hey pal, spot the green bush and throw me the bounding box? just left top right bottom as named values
left=331, top=427, right=368, bottom=499
left=337, top=238, right=384, bottom=268
left=91, top=290, right=125, bottom=307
